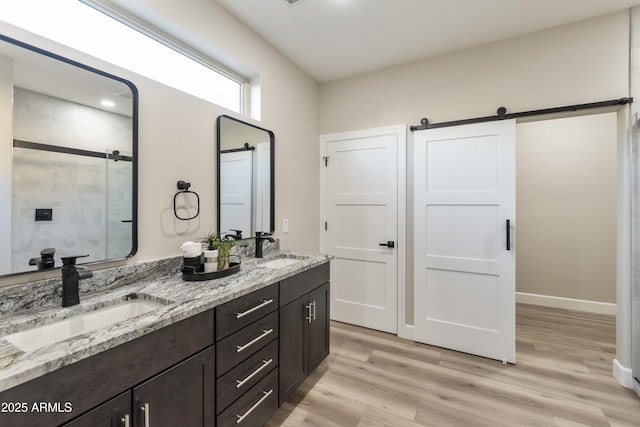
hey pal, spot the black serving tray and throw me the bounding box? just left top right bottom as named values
left=181, top=261, right=241, bottom=282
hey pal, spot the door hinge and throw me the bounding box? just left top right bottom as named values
left=324, top=221, right=328, bottom=230
left=322, top=156, right=329, bottom=166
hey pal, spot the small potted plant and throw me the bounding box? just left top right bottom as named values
left=201, top=231, right=217, bottom=251
left=201, top=232, right=219, bottom=273
left=201, top=232, right=235, bottom=271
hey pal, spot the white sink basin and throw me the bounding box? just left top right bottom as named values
left=259, top=257, right=303, bottom=269
left=4, top=299, right=165, bottom=352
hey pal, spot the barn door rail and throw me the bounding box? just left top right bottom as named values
left=409, top=97, right=633, bottom=131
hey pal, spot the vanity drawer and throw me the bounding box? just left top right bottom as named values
left=216, top=339, right=278, bottom=413
left=279, top=262, right=330, bottom=307
left=216, top=284, right=278, bottom=340
left=217, top=369, right=278, bottom=427
left=217, top=310, right=279, bottom=376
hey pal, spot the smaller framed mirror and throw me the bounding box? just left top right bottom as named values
left=216, top=115, right=274, bottom=239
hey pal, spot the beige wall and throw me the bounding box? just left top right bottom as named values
left=0, top=0, right=319, bottom=286
left=320, top=11, right=629, bottom=134
left=516, top=113, right=618, bottom=303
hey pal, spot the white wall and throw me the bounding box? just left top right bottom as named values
left=0, top=0, right=319, bottom=286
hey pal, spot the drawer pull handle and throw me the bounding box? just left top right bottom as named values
left=236, top=299, right=274, bottom=319
left=236, top=358, right=273, bottom=389
left=236, top=389, right=273, bottom=424
left=140, top=403, right=149, bottom=427
left=236, top=329, right=274, bottom=353
left=312, top=301, right=317, bottom=321
left=121, top=414, right=130, bottom=427
left=306, top=304, right=312, bottom=323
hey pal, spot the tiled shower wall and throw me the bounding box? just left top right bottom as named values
left=11, top=89, right=131, bottom=273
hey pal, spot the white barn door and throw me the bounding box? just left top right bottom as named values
left=413, top=120, right=516, bottom=363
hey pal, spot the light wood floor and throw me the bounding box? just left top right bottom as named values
left=266, top=304, right=640, bottom=426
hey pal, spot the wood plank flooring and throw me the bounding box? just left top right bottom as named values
left=266, top=304, right=640, bottom=426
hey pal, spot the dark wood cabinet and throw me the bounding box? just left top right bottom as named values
left=216, top=285, right=278, bottom=340
left=1, top=261, right=330, bottom=427
left=216, top=340, right=278, bottom=412
left=64, top=348, right=215, bottom=427
left=216, top=311, right=278, bottom=376
left=63, top=391, right=131, bottom=427
left=1, top=309, right=215, bottom=427
left=217, top=369, right=278, bottom=427
left=215, top=283, right=280, bottom=425
left=307, top=283, right=330, bottom=372
left=278, top=264, right=330, bottom=404
left=133, top=347, right=215, bottom=427
left=278, top=294, right=307, bottom=403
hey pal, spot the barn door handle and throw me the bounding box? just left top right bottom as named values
left=379, top=241, right=395, bottom=248
left=506, top=220, right=511, bottom=251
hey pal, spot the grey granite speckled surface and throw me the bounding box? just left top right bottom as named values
left=0, top=248, right=330, bottom=393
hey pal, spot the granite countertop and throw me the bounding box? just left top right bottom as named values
left=0, top=250, right=331, bottom=393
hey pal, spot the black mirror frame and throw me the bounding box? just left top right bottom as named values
left=216, top=114, right=275, bottom=236
left=0, top=33, right=139, bottom=277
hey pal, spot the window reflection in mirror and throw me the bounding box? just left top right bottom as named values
left=216, top=115, right=274, bottom=240
left=0, top=35, right=138, bottom=277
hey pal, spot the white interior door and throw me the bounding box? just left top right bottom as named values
left=322, top=127, right=403, bottom=334
left=254, top=142, right=271, bottom=232
left=413, top=119, right=516, bottom=363
left=220, top=151, right=252, bottom=236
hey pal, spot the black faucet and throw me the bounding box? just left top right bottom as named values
left=29, top=247, right=56, bottom=270
left=61, top=255, right=92, bottom=307
left=226, top=229, right=244, bottom=240
left=255, top=232, right=275, bottom=258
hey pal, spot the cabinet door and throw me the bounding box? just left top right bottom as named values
left=133, top=346, right=215, bottom=427
left=308, top=282, right=330, bottom=372
left=278, top=294, right=308, bottom=404
left=63, top=391, right=131, bottom=427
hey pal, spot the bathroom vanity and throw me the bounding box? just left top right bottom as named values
left=0, top=252, right=330, bottom=427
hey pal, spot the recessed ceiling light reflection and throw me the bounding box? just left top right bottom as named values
left=101, top=100, right=115, bottom=107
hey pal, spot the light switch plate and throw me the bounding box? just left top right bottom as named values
left=283, top=218, right=289, bottom=233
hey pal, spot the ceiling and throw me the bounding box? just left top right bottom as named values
left=216, top=0, right=640, bottom=83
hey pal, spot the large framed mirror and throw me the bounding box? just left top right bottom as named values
left=0, top=34, right=138, bottom=277
left=216, top=115, right=274, bottom=239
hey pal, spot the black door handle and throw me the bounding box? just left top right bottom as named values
left=506, top=219, right=511, bottom=251
left=379, top=241, right=395, bottom=248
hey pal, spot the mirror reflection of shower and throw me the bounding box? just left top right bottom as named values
left=106, top=149, right=133, bottom=259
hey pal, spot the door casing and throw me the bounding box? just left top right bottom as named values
left=319, top=124, right=409, bottom=338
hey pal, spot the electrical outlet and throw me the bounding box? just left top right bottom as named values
left=283, top=218, right=289, bottom=233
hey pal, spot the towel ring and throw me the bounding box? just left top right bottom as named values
left=174, top=180, right=200, bottom=220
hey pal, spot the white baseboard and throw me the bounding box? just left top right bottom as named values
left=613, top=359, right=635, bottom=389
left=516, top=292, right=616, bottom=315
